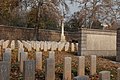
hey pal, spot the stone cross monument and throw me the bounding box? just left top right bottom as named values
left=60, top=18, right=66, bottom=42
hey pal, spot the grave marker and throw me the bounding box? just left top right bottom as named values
left=3, top=48, right=11, bottom=63
left=78, top=56, right=85, bottom=76
left=71, top=43, right=75, bottom=52
left=117, top=68, right=120, bottom=80
left=0, top=61, right=10, bottom=80
left=76, top=43, right=78, bottom=51
left=47, top=42, right=51, bottom=50
left=2, top=40, right=10, bottom=49
left=23, top=60, right=35, bottom=80
left=58, top=42, right=65, bottom=51
left=99, top=71, right=110, bottom=80
left=90, top=55, right=96, bottom=75
left=65, top=42, right=69, bottom=51
left=40, top=41, right=44, bottom=50
left=20, top=52, right=28, bottom=72
left=49, top=51, right=55, bottom=59
left=36, top=44, right=40, bottom=52
left=36, top=52, right=42, bottom=70
left=63, top=57, right=71, bottom=80
left=45, top=58, right=55, bottom=80
left=18, top=48, right=24, bottom=62
left=11, top=40, right=15, bottom=50
left=44, top=41, right=47, bottom=51
left=74, top=76, right=89, bottom=80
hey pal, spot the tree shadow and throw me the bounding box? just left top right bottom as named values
left=101, top=56, right=116, bottom=61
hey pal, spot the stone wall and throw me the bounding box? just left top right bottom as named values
left=80, top=29, right=116, bottom=56
left=0, top=25, right=117, bottom=56
left=0, top=25, right=33, bottom=40
left=0, top=25, right=80, bottom=41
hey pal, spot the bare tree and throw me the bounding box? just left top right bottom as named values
left=67, top=0, right=120, bottom=30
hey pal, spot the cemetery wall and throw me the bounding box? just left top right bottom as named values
left=0, top=25, right=80, bottom=41
left=0, top=25, right=34, bottom=40
left=80, top=29, right=116, bottom=56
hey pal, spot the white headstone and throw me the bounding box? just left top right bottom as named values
left=40, top=41, right=44, bottom=50
left=78, top=56, right=85, bottom=76
left=47, top=41, right=51, bottom=50
left=44, top=41, right=47, bottom=51
left=3, top=48, right=11, bottom=63
left=63, top=57, right=71, bottom=80
left=65, top=42, right=70, bottom=51
left=49, top=51, right=55, bottom=59
left=36, top=52, right=42, bottom=70
left=90, top=55, right=96, bottom=75
left=36, top=43, right=40, bottom=52
left=20, top=52, right=28, bottom=72
left=71, top=43, right=75, bottom=52
left=45, top=58, right=55, bottom=80
left=11, top=40, right=15, bottom=50
left=99, top=71, right=110, bottom=80
left=75, top=43, right=78, bottom=51
left=58, top=42, right=65, bottom=51
left=18, top=48, right=24, bottom=62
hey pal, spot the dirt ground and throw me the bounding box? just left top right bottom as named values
left=9, top=49, right=120, bottom=80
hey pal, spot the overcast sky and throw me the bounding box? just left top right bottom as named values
left=66, top=1, right=80, bottom=15
left=59, top=0, right=80, bottom=17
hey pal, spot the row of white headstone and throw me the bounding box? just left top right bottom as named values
left=2, top=40, right=10, bottom=49
left=0, top=40, right=15, bottom=50
left=10, top=40, right=15, bottom=50
left=20, top=40, right=78, bottom=52
left=17, top=40, right=23, bottom=49
left=0, top=40, right=79, bottom=52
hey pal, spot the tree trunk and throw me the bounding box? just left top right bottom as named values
left=34, top=2, right=41, bottom=41
left=34, top=25, right=39, bottom=41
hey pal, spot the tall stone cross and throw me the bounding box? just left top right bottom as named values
left=61, top=21, right=64, bottom=36
left=60, top=18, right=66, bottom=42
